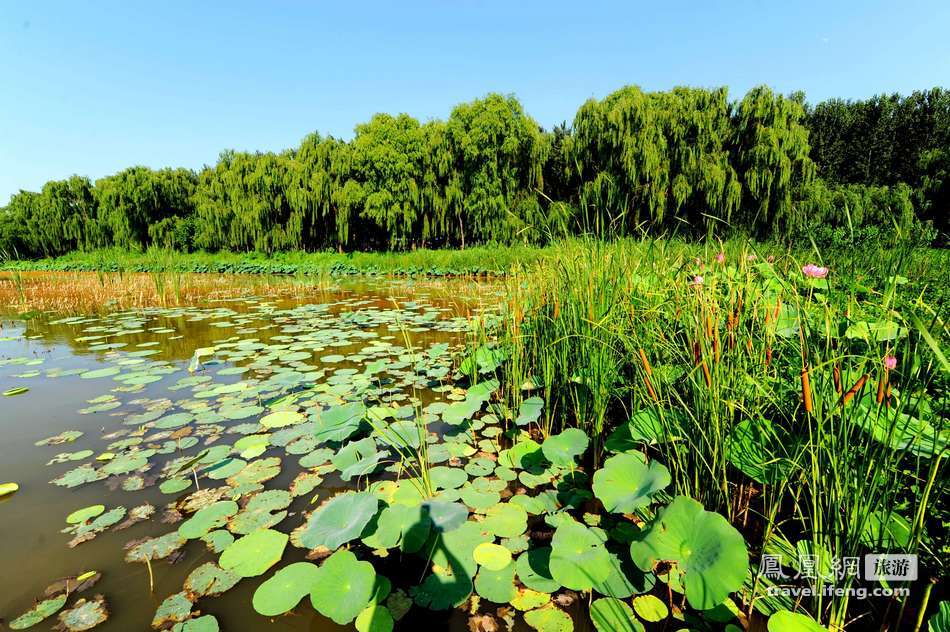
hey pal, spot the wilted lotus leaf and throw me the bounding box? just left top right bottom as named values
left=592, top=452, right=670, bottom=514
left=590, top=598, right=642, bottom=632
left=125, top=531, right=187, bottom=563
left=171, top=615, right=220, bottom=632
left=115, top=503, right=155, bottom=530
left=56, top=594, right=109, bottom=631
left=523, top=604, right=573, bottom=632
left=480, top=502, right=527, bottom=538
left=361, top=503, right=431, bottom=553
left=473, top=542, right=512, bottom=571
left=294, top=491, right=379, bottom=550
left=66, top=505, right=105, bottom=524
left=177, top=487, right=229, bottom=513
left=183, top=562, right=240, bottom=598
left=309, top=550, right=378, bottom=625
left=219, top=528, right=288, bottom=577
left=151, top=591, right=194, bottom=629
left=474, top=561, right=517, bottom=603
left=8, top=594, right=67, bottom=630
left=289, top=471, right=323, bottom=497
left=549, top=521, right=611, bottom=591
left=178, top=500, right=238, bottom=539
left=252, top=562, right=321, bottom=616
left=510, top=588, right=550, bottom=611
left=629, top=495, right=748, bottom=610
left=36, top=430, right=84, bottom=446
left=260, top=410, right=303, bottom=428
left=228, top=489, right=291, bottom=534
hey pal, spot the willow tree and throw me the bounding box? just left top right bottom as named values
left=731, top=86, right=815, bottom=234
left=445, top=94, right=546, bottom=246
left=95, top=167, right=196, bottom=250
left=294, top=133, right=353, bottom=249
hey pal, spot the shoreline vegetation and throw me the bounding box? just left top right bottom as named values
left=1, top=86, right=946, bottom=260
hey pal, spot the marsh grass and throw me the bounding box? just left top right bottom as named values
left=481, top=237, right=948, bottom=629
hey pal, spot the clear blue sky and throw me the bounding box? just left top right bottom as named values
left=2, top=0, right=948, bottom=204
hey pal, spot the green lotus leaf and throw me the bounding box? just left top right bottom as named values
left=252, top=562, right=321, bottom=616
left=725, top=418, right=793, bottom=484
left=226, top=456, right=281, bottom=487
left=313, top=402, right=366, bottom=442
left=632, top=594, right=668, bottom=622
left=8, top=594, right=67, bottom=630
left=473, top=542, right=513, bottom=571
left=361, top=503, right=431, bottom=553
left=592, top=452, right=670, bottom=513
left=481, top=502, right=528, bottom=538
left=67, top=504, right=105, bottom=524
left=497, top=438, right=542, bottom=469
left=474, top=560, right=517, bottom=603
left=125, top=531, right=186, bottom=562
left=228, top=489, right=292, bottom=534
left=541, top=428, right=588, bottom=466
left=592, top=551, right=654, bottom=598
left=178, top=500, right=238, bottom=539
left=523, top=604, right=573, bottom=632
left=154, top=412, right=194, bottom=429
left=294, top=491, right=379, bottom=550
left=355, top=603, right=394, bottom=632
left=767, top=610, right=829, bottom=631
left=421, top=500, right=469, bottom=533
left=160, top=478, right=193, bottom=494
left=590, top=598, right=643, bottom=632
left=629, top=495, right=748, bottom=610
left=310, top=549, right=378, bottom=625
left=429, top=465, right=469, bottom=490
left=260, top=410, right=304, bottom=428
left=516, top=547, right=561, bottom=593
left=549, top=521, right=612, bottom=590
left=204, top=457, right=245, bottom=480
left=333, top=437, right=384, bottom=480
left=510, top=588, right=551, bottom=611
left=515, top=396, right=545, bottom=426
left=219, top=528, right=288, bottom=577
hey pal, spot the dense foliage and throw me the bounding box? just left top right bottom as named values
left=2, top=87, right=946, bottom=258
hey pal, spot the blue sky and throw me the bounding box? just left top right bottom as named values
left=2, top=0, right=948, bottom=203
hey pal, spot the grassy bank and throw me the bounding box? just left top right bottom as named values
left=461, top=238, right=948, bottom=629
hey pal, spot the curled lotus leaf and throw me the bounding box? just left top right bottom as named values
left=309, top=549, right=378, bottom=625
left=333, top=437, right=384, bottom=481
left=125, top=531, right=187, bottom=563
left=592, top=452, right=670, bottom=514
left=219, top=528, right=288, bottom=577
left=294, top=491, right=379, bottom=550
left=549, top=521, right=612, bottom=591
left=629, top=495, right=748, bottom=610
left=252, top=562, right=321, bottom=616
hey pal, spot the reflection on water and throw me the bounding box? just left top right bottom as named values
left=0, top=277, right=497, bottom=632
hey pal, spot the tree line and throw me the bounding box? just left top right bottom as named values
left=1, top=86, right=946, bottom=257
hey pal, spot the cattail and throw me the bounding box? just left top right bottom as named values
left=841, top=374, right=869, bottom=406
left=638, top=348, right=659, bottom=403
left=701, top=359, right=712, bottom=388
left=833, top=363, right=842, bottom=394
left=801, top=368, right=813, bottom=413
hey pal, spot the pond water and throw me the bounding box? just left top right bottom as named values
left=1, top=276, right=577, bottom=632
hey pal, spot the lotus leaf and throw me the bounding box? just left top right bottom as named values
left=590, top=598, right=643, bottom=632
left=178, top=500, right=238, bottom=539
left=361, top=503, right=431, bottom=553
left=67, top=504, right=105, bottom=524
left=219, top=528, right=288, bottom=577
left=480, top=502, right=528, bottom=538
left=592, top=452, right=670, bottom=513
left=152, top=591, right=194, bottom=628
left=629, top=495, right=748, bottom=609
left=474, top=561, right=517, bottom=603
left=310, top=550, right=378, bottom=625
left=260, top=410, right=304, bottom=428
left=473, top=542, right=512, bottom=571
left=183, top=562, right=240, bottom=597
left=767, top=610, right=829, bottom=631
left=8, top=594, right=67, bottom=630
left=57, top=595, right=109, bottom=631
left=355, top=603, right=394, bottom=632
left=252, top=562, right=321, bottom=616
left=523, top=605, right=573, bottom=632
left=541, top=428, right=588, bottom=466
left=171, top=615, right=220, bottom=632
left=295, top=491, right=379, bottom=550
left=549, top=521, right=612, bottom=590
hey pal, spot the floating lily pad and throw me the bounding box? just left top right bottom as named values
left=183, top=562, right=240, bottom=598
left=549, top=521, right=612, bottom=590
left=252, top=562, right=321, bottom=616
left=473, top=542, right=513, bottom=571
left=57, top=594, right=109, bottom=631
left=66, top=505, right=106, bottom=524
left=260, top=410, right=304, bottom=428
left=219, top=528, right=288, bottom=577
left=152, top=591, right=194, bottom=629
left=8, top=594, right=67, bottom=629
left=294, top=491, right=379, bottom=550
left=178, top=500, right=239, bottom=539
left=310, top=550, right=378, bottom=625
left=523, top=604, right=573, bottom=632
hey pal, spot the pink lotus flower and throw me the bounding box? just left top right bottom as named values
left=883, top=355, right=897, bottom=370
left=802, top=263, right=829, bottom=279
left=692, top=275, right=704, bottom=286
left=767, top=255, right=775, bottom=263
left=747, top=254, right=757, bottom=261
left=716, top=252, right=725, bottom=264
